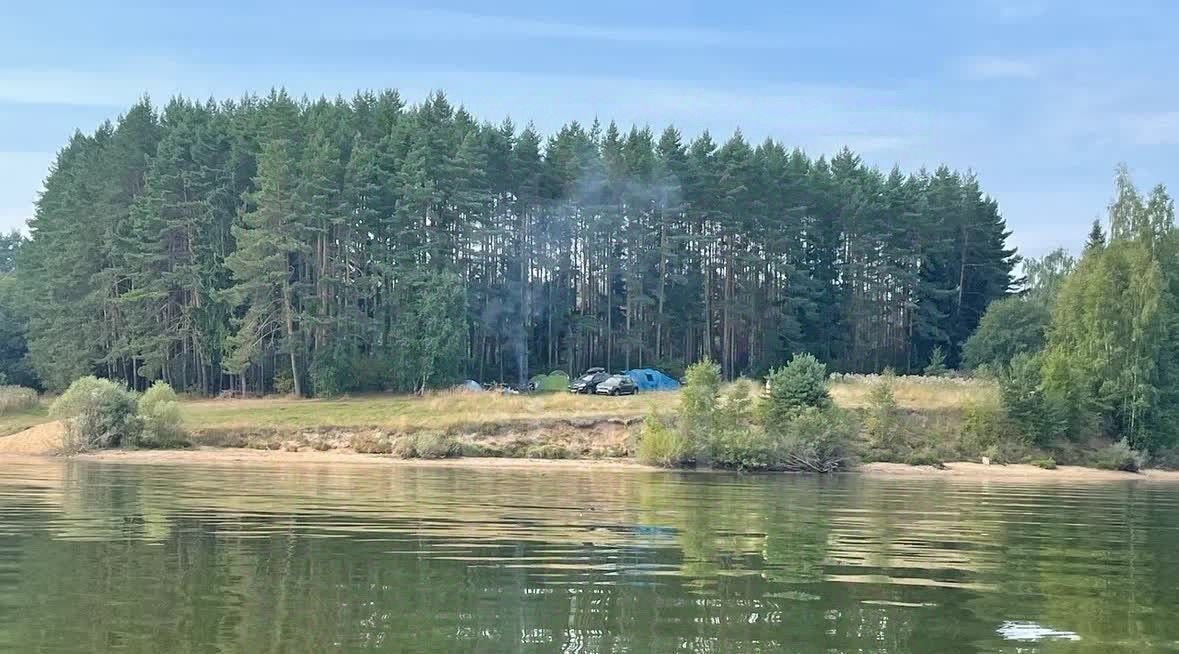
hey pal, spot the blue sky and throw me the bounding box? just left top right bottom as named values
left=3, top=0, right=1178, bottom=257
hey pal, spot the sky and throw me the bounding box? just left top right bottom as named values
left=3, top=0, right=1178, bottom=257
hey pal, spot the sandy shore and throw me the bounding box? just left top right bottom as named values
left=55, top=448, right=1179, bottom=482
left=5, top=421, right=1179, bottom=482
left=74, top=447, right=655, bottom=472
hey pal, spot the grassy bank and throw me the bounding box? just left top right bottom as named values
left=0, top=375, right=1143, bottom=471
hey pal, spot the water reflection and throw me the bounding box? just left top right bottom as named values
left=0, top=459, right=1176, bottom=652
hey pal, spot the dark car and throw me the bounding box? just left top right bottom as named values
left=594, top=374, right=638, bottom=396
left=568, top=371, right=610, bottom=394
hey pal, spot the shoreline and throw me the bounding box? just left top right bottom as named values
left=0, top=446, right=1170, bottom=482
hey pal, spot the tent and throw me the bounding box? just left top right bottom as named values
left=456, top=380, right=484, bottom=392
left=623, top=368, right=681, bottom=392
left=529, top=370, right=571, bottom=392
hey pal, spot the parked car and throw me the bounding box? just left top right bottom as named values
left=594, top=374, right=639, bottom=396
left=568, top=371, right=610, bottom=394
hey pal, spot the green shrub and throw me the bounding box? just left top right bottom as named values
left=903, top=449, right=946, bottom=468
left=1000, top=352, right=1065, bottom=446
left=51, top=376, right=140, bottom=452
left=391, top=432, right=459, bottom=459
left=706, top=427, right=775, bottom=471
left=525, top=443, right=572, bottom=459
left=774, top=407, right=852, bottom=472
left=1093, top=439, right=1148, bottom=472
left=681, top=360, right=722, bottom=422
left=460, top=441, right=505, bottom=457
left=923, top=346, right=948, bottom=377
left=1031, top=457, right=1057, bottom=470
left=863, top=376, right=900, bottom=448
left=273, top=370, right=295, bottom=395
left=0, top=385, right=38, bottom=415
left=761, top=353, right=831, bottom=428
left=351, top=432, right=393, bottom=454
left=136, top=381, right=187, bottom=448
left=637, top=414, right=694, bottom=467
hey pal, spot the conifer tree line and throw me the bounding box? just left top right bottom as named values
left=7, top=90, right=1017, bottom=395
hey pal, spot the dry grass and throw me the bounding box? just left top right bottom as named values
left=182, top=389, right=679, bottom=434
left=0, top=404, right=49, bottom=437
left=0, top=386, right=40, bottom=416
left=830, top=376, right=997, bottom=410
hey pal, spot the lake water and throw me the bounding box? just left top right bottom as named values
left=0, top=459, right=1177, bottom=653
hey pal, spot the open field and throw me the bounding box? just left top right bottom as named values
left=0, top=405, right=49, bottom=438
left=829, top=375, right=997, bottom=410
left=0, top=376, right=997, bottom=442
left=180, top=389, right=676, bottom=434
left=0, top=376, right=1002, bottom=461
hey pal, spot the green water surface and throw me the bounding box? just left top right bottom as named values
left=0, top=459, right=1176, bottom=653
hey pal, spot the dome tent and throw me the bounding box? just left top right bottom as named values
left=623, top=368, right=681, bottom=392
left=529, top=370, right=571, bottom=392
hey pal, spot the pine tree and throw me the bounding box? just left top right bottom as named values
left=1084, top=219, right=1107, bottom=253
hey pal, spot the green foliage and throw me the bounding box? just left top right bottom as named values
left=636, top=413, right=694, bottom=467
left=1030, top=457, right=1057, bottom=470
left=1042, top=238, right=1170, bottom=449
left=863, top=375, right=900, bottom=448
left=391, top=433, right=459, bottom=459
left=773, top=407, right=853, bottom=473
left=0, top=386, right=38, bottom=416
left=923, top=346, right=948, bottom=377
left=51, top=377, right=140, bottom=452
left=1022, top=248, right=1076, bottom=306
left=272, top=370, right=295, bottom=396
left=0, top=275, right=36, bottom=389
left=17, top=92, right=1018, bottom=400
left=961, top=297, right=1051, bottom=372
left=351, top=433, right=393, bottom=454
left=137, top=381, right=187, bottom=448
left=762, top=354, right=831, bottom=427
left=1092, top=439, right=1148, bottom=472
left=1000, top=352, right=1067, bottom=446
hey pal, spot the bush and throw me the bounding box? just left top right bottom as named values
left=762, top=353, right=830, bottom=427
left=0, top=385, right=38, bottom=415
left=1093, top=439, right=1148, bottom=472
left=136, top=381, right=187, bottom=448
left=774, top=407, right=852, bottom=472
left=273, top=370, right=295, bottom=395
left=863, top=375, right=900, bottom=448
left=351, top=432, right=393, bottom=454
left=1031, top=457, right=1057, bottom=470
left=923, top=346, right=949, bottom=377
left=51, top=376, right=140, bottom=452
left=707, top=427, right=775, bottom=471
left=525, top=443, right=572, bottom=459
left=391, top=432, right=459, bottom=459
left=1000, top=352, right=1065, bottom=446
left=636, top=414, right=694, bottom=467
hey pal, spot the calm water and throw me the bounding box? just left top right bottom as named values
left=0, top=460, right=1177, bottom=653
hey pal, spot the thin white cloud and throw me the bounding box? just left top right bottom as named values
left=348, top=7, right=791, bottom=48
left=960, top=55, right=1040, bottom=80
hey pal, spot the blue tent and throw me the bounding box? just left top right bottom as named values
left=623, top=368, right=681, bottom=392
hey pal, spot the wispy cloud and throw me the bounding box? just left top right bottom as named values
left=355, top=7, right=790, bottom=48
